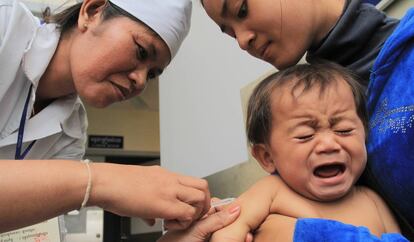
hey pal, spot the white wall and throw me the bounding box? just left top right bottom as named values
left=159, top=1, right=273, bottom=178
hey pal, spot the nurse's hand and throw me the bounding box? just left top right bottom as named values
left=158, top=203, right=253, bottom=242
left=90, top=163, right=210, bottom=229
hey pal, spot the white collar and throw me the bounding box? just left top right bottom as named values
left=23, top=22, right=60, bottom=88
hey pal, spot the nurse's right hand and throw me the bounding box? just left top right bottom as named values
left=89, top=163, right=211, bottom=229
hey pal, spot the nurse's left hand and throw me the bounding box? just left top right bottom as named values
left=158, top=203, right=253, bottom=242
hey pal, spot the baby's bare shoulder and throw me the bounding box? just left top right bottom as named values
left=354, top=186, right=401, bottom=233
left=355, top=186, right=384, bottom=202
left=259, top=175, right=285, bottom=186
left=247, top=175, right=285, bottom=197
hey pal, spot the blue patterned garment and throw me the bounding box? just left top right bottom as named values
left=366, top=8, right=414, bottom=229
left=294, top=219, right=409, bottom=242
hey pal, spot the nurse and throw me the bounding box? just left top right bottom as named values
left=0, top=0, right=213, bottom=234
left=201, top=0, right=414, bottom=240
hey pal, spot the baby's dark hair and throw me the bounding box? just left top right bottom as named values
left=246, top=61, right=368, bottom=145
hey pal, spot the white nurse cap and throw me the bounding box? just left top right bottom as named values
left=109, top=0, right=192, bottom=60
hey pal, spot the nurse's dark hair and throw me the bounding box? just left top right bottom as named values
left=246, top=60, right=368, bottom=146
left=42, top=1, right=146, bottom=34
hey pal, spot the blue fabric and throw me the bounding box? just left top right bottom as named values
left=366, top=8, right=414, bottom=228
left=363, top=0, right=381, bottom=5
left=294, top=218, right=409, bottom=242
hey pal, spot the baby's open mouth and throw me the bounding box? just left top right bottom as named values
left=313, top=163, right=346, bottom=178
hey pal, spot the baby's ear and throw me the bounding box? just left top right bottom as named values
left=252, top=144, right=277, bottom=174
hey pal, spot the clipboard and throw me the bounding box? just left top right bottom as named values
left=0, top=217, right=61, bottom=242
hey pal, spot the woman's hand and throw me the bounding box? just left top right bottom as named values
left=89, top=163, right=211, bottom=229
left=158, top=203, right=253, bottom=242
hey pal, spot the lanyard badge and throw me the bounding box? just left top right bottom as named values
left=15, top=85, right=36, bottom=160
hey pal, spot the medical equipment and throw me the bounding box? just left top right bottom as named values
left=211, top=198, right=236, bottom=208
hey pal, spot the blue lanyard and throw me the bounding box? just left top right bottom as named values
left=15, top=85, right=36, bottom=160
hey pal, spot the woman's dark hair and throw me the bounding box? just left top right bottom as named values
left=42, top=1, right=145, bottom=35
left=246, top=60, right=368, bottom=145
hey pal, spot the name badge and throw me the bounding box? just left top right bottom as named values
left=0, top=217, right=61, bottom=242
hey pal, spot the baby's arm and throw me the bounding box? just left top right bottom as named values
left=361, top=187, right=400, bottom=233
left=210, top=175, right=283, bottom=242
